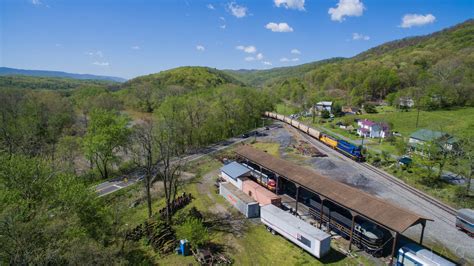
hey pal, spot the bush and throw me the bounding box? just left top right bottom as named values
left=175, top=218, right=209, bottom=248
left=364, top=104, right=377, bottom=114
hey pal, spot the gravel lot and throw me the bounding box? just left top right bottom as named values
left=259, top=123, right=474, bottom=263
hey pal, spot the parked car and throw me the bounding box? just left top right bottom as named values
left=241, top=133, right=249, bottom=138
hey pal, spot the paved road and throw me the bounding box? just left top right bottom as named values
left=94, top=131, right=267, bottom=197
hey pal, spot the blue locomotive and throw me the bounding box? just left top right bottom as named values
left=336, top=140, right=364, bottom=161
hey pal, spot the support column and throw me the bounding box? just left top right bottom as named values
left=390, top=232, right=399, bottom=265
left=275, top=175, right=280, bottom=195
left=326, top=205, right=331, bottom=233
left=319, top=199, right=325, bottom=229
left=419, top=221, right=426, bottom=245
left=348, top=213, right=356, bottom=252
left=295, top=185, right=300, bottom=214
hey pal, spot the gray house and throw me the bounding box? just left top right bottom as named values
left=408, top=129, right=457, bottom=152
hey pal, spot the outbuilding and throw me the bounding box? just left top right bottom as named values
left=220, top=161, right=250, bottom=189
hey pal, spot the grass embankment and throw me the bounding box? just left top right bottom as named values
left=251, top=142, right=280, bottom=157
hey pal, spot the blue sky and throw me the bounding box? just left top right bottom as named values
left=1, top=0, right=473, bottom=79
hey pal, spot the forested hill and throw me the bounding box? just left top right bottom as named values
left=0, top=67, right=126, bottom=82
left=223, top=58, right=345, bottom=87
left=0, top=75, right=120, bottom=91
left=119, top=66, right=246, bottom=112
left=122, top=66, right=243, bottom=90
left=245, top=19, right=473, bottom=109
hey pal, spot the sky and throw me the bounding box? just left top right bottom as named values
left=1, top=0, right=473, bottom=79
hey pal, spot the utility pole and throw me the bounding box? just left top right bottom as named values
left=415, top=108, right=421, bottom=128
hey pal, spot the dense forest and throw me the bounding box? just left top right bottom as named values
left=231, top=19, right=474, bottom=110
left=0, top=75, right=120, bottom=92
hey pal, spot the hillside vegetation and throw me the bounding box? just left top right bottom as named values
left=0, top=75, right=119, bottom=91
left=237, top=19, right=474, bottom=110
left=120, top=66, right=246, bottom=112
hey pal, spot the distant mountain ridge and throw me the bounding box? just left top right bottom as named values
left=0, top=67, right=126, bottom=82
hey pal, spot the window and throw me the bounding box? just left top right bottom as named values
left=297, top=234, right=311, bottom=248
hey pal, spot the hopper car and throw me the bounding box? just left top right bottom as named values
left=264, top=111, right=364, bottom=161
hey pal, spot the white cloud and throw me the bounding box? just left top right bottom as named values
left=227, top=2, right=248, bottom=18
left=274, top=0, right=305, bottom=11
left=328, top=0, right=365, bottom=22
left=291, top=49, right=301, bottom=54
left=31, top=0, right=42, bottom=5
left=352, top=33, right=370, bottom=40
left=196, top=45, right=205, bottom=51
left=265, top=22, right=294, bottom=32
left=85, top=50, right=103, bottom=57
left=280, top=57, right=299, bottom=62
left=219, top=16, right=225, bottom=21
left=207, top=4, right=215, bottom=10
left=236, top=45, right=257, bottom=53
left=131, top=45, right=141, bottom=50
left=220, top=25, right=226, bottom=29
left=263, top=61, right=272, bottom=66
left=244, top=53, right=264, bottom=62
left=55, top=43, right=62, bottom=47
left=92, top=61, right=109, bottom=67
left=400, top=14, right=436, bottom=28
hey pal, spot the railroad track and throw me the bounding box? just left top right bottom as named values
left=287, top=123, right=458, bottom=222
left=360, top=162, right=457, bottom=216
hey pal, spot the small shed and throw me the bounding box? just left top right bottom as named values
left=220, top=161, right=250, bottom=189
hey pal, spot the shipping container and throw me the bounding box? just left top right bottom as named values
left=242, top=179, right=281, bottom=206
left=261, top=204, right=331, bottom=259
left=220, top=182, right=260, bottom=218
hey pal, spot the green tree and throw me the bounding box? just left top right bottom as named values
left=175, top=218, right=209, bottom=249
left=83, top=109, right=130, bottom=179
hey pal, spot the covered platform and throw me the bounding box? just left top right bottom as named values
left=235, top=145, right=432, bottom=262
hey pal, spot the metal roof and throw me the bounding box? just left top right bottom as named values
left=220, top=161, right=250, bottom=179
left=235, top=145, right=431, bottom=233
left=410, top=129, right=456, bottom=144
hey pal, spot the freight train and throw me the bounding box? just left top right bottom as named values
left=264, top=112, right=364, bottom=161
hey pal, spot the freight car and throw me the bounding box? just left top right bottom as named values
left=455, top=208, right=474, bottom=237
left=242, top=163, right=277, bottom=191
left=264, top=112, right=364, bottom=161
left=261, top=204, right=331, bottom=259
left=307, top=198, right=385, bottom=255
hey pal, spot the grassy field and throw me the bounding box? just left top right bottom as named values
left=358, top=107, right=474, bottom=138
left=251, top=142, right=280, bottom=157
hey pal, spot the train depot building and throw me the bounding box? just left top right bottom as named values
left=232, top=145, right=432, bottom=264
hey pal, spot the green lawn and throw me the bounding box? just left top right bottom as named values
left=358, top=107, right=474, bottom=138
left=251, top=142, right=281, bottom=157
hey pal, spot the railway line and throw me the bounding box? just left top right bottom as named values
left=360, top=162, right=457, bottom=217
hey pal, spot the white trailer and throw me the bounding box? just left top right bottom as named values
left=260, top=204, right=331, bottom=259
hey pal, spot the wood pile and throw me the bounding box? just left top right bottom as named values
left=125, top=219, right=177, bottom=255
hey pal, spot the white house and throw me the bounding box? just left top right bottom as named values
left=357, top=119, right=389, bottom=138
left=315, top=101, right=333, bottom=113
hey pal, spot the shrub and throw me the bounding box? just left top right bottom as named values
left=175, top=218, right=209, bottom=248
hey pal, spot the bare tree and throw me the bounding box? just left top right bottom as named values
left=130, top=118, right=157, bottom=218
left=154, top=118, right=186, bottom=224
